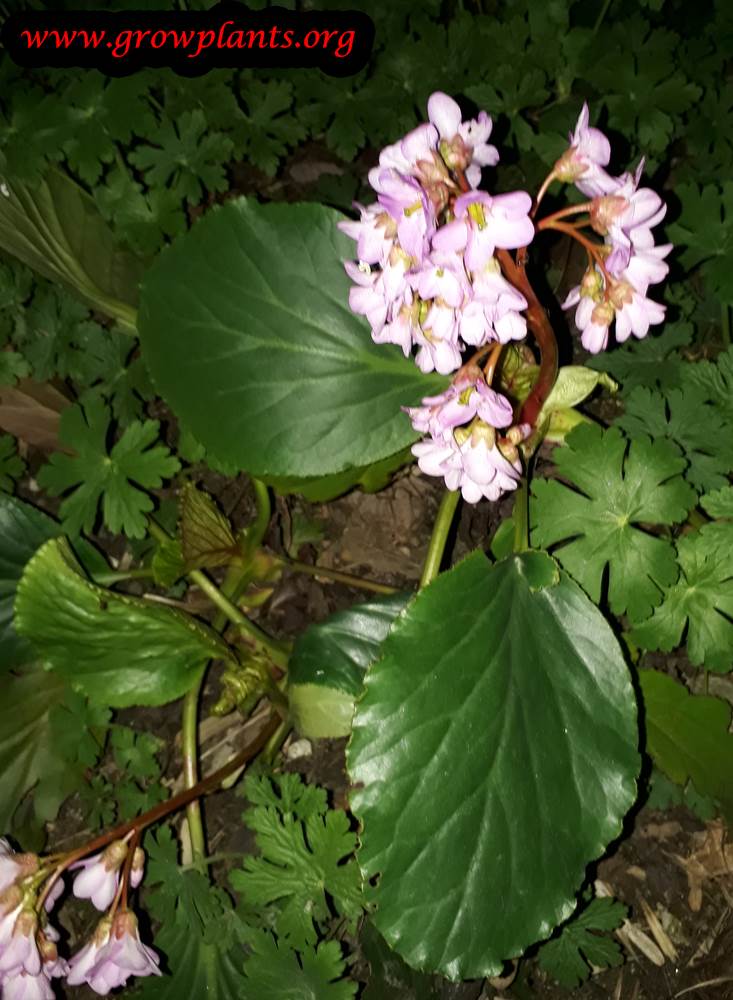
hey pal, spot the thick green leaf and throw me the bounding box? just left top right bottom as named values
left=531, top=424, right=695, bottom=622
left=640, top=670, right=733, bottom=823
left=0, top=494, right=106, bottom=671
left=14, top=537, right=231, bottom=706
left=265, top=447, right=413, bottom=503
left=0, top=664, right=66, bottom=833
left=138, top=198, right=445, bottom=477
left=0, top=169, right=144, bottom=329
left=289, top=592, right=412, bottom=738
left=347, top=551, right=640, bottom=979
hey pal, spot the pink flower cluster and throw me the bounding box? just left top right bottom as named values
left=0, top=837, right=158, bottom=999
left=556, top=104, right=671, bottom=353
left=340, top=92, right=533, bottom=502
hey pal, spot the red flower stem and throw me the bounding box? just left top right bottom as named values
left=37, top=713, right=281, bottom=897
left=538, top=220, right=612, bottom=284
left=532, top=171, right=557, bottom=218
left=496, top=249, right=558, bottom=429
left=536, top=202, right=593, bottom=227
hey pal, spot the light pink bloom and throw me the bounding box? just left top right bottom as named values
left=130, top=848, right=145, bottom=891
left=337, top=203, right=396, bottom=266
left=414, top=304, right=462, bottom=374
left=405, top=376, right=513, bottom=440
left=555, top=103, right=615, bottom=196
left=41, top=877, right=63, bottom=915
left=81, top=910, right=161, bottom=996
left=0, top=909, right=41, bottom=978
left=67, top=918, right=112, bottom=989
left=427, top=92, right=499, bottom=185
left=368, top=168, right=435, bottom=261
left=610, top=282, right=666, bottom=342
left=72, top=840, right=128, bottom=912
left=1, top=969, right=55, bottom=1000
left=414, top=256, right=467, bottom=308
left=0, top=841, right=38, bottom=895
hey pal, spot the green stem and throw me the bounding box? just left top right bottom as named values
left=513, top=480, right=530, bottom=553
left=41, top=713, right=281, bottom=874
left=592, top=0, right=613, bottom=34
left=91, top=568, right=155, bottom=586
left=722, top=304, right=731, bottom=347
left=246, top=479, right=272, bottom=554
left=147, top=518, right=289, bottom=669
left=279, top=557, right=399, bottom=595
left=419, top=489, right=461, bottom=589
left=181, top=680, right=206, bottom=862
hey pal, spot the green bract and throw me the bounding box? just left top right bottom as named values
left=348, top=550, right=640, bottom=979
left=138, top=199, right=445, bottom=478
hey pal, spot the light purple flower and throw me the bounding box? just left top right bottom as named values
left=0, top=908, right=41, bottom=978
left=368, top=168, right=435, bottom=261
left=337, top=203, right=396, bottom=267
left=555, top=103, right=616, bottom=197
left=72, top=840, right=128, bottom=912
left=72, top=910, right=161, bottom=996
left=609, top=281, right=666, bottom=342
left=427, top=92, right=499, bottom=185
left=405, top=375, right=513, bottom=440
left=0, top=840, right=38, bottom=895
left=130, top=848, right=145, bottom=891
left=412, top=423, right=521, bottom=503
left=1, top=969, right=55, bottom=1000
left=414, top=304, right=462, bottom=374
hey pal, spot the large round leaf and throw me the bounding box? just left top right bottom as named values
left=138, top=199, right=445, bottom=477
left=347, top=550, right=640, bottom=979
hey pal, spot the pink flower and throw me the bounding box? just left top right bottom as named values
left=72, top=840, right=128, bottom=912
left=609, top=281, right=666, bottom=342
left=405, top=375, right=513, bottom=440
left=427, top=92, right=499, bottom=185
left=1, top=969, right=55, bottom=1000
left=0, top=908, right=41, bottom=978
left=130, top=848, right=145, bottom=891
left=337, top=203, right=396, bottom=266
left=555, top=103, right=615, bottom=196
left=0, top=841, right=38, bottom=895
left=70, top=911, right=161, bottom=996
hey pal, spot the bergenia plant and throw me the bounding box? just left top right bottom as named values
left=5, top=83, right=719, bottom=998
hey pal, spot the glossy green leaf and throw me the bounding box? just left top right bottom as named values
left=0, top=494, right=106, bottom=671
left=347, top=551, right=640, bottom=979
left=0, top=664, right=66, bottom=833
left=0, top=169, right=144, bottom=329
left=138, top=198, right=445, bottom=478
left=289, top=592, right=412, bottom=738
left=640, top=670, right=733, bottom=822
left=14, top=538, right=231, bottom=706
left=265, top=447, right=413, bottom=503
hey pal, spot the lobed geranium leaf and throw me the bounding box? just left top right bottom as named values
left=631, top=523, right=733, bottom=671
left=640, top=670, right=733, bottom=822
left=536, top=897, right=627, bottom=988
left=240, top=931, right=357, bottom=1000
left=668, top=184, right=733, bottom=304
left=0, top=433, right=23, bottom=492
left=617, top=384, right=733, bottom=492
left=587, top=323, right=692, bottom=396
left=531, top=424, right=695, bottom=622
left=230, top=771, right=363, bottom=950
left=700, top=485, right=733, bottom=518
left=37, top=396, right=180, bottom=539
left=347, top=550, right=640, bottom=979
left=14, top=537, right=231, bottom=706
left=138, top=198, right=445, bottom=478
